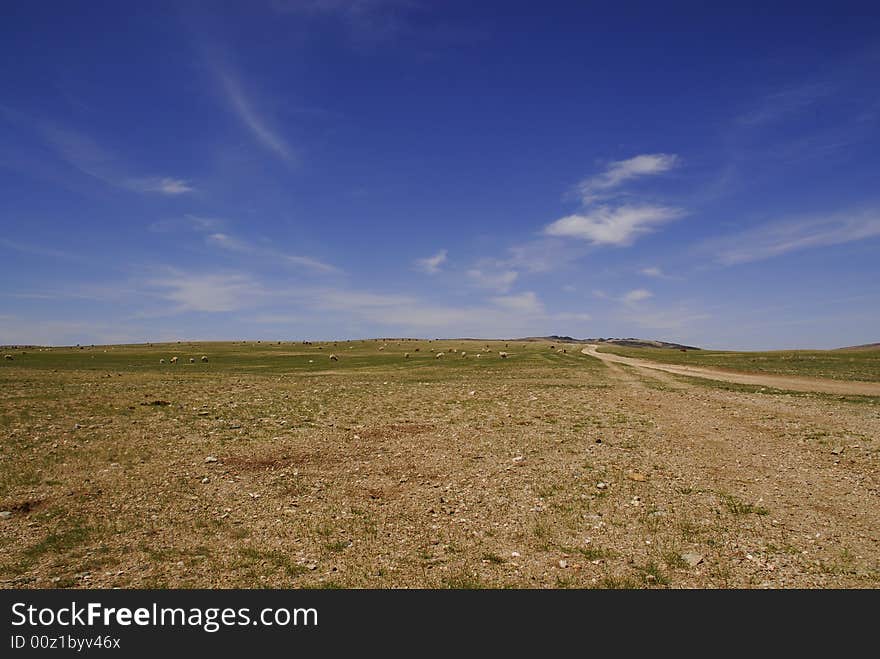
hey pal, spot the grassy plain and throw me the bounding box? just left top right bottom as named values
left=1, top=339, right=878, bottom=588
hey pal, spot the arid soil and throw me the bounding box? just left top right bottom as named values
left=1, top=340, right=878, bottom=589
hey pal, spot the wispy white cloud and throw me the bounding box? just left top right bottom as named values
left=619, top=307, right=711, bottom=332
left=544, top=153, right=682, bottom=248
left=576, top=153, right=678, bottom=204
left=206, top=231, right=339, bottom=273
left=466, top=268, right=518, bottom=292
left=622, top=288, right=653, bottom=304
left=38, top=124, right=192, bottom=195
left=206, top=232, right=250, bottom=251
left=415, top=249, right=448, bottom=274
left=149, top=215, right=223, bottom=233
left=127, top=177, right=193, bottom=195
left=147, top=270, right=267, bottom=313
left=545, top=204, right=682, bottom=246
left=640, top=266, right=663, bottom=277
left=284, top=255, right=340, bottom=273
left=0, top=237, right=91, bottom=264
left=490, top=291, right=544, bottom=314
left=706, top=209, right=880, bottom=265
left=737, top=82, right=835, bottom=127
left=216, top=69, right=295, bottom=162
left=505, top=238, right=588, bottom=273
left=257, top=285, right=582, bottom=337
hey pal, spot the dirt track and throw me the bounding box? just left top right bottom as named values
left=581, top=345, right=880, bottom=396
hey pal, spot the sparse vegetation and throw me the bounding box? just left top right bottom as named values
left=0, top=338, right=877, bottom=588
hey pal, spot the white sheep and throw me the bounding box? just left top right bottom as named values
left=476, top=354, right=482, bottom=358
left=159, top=358, right=165, bottom=364
left=329, top=354, right=338, bottom=361
left=170, top=356, right=178, bottom=364
left=4, top=354, right=13, bottom=360
left=499, top=351, right=508, bottom=359
left=461, top=352, right=466, bottom=357
left=201, top=355, right=208, bottom=362
left=404, top=353, right=410, bottom=359
left=435, top=352, right=444, bottom=359
left=189, top=357, right=195, bottom=364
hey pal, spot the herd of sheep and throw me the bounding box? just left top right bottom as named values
left=147, top=343, right=549, bottom=366
left=160, top=355, right=209, bottom=364
left=1, top=343, right=579, bottom=369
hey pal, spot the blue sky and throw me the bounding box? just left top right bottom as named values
left=1, top=1, right=879, bottom=349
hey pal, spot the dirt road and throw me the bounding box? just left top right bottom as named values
left=581, top=345, right=880, bottom=396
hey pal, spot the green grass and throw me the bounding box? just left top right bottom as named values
left=0, top=339, right=607, bottom=380
left=20, top=518, right=92, bottom=567
left=719, top=493, right=769, bottom=517
left=667, top=374, right=880, bottom=404
left=599, top=345, right=880, bottom=382
left=635, top=561, right=670, bottom=586
left=441, top=571, right=485, bottom=589
left=238, top=548, right=309, bottom=578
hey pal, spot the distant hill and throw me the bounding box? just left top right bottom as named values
left=836, top=342, right=880, bottom=351
left=518, top=336, right=701, bottom=350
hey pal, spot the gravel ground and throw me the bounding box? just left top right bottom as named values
left=1, top=340, right=877, bottom=588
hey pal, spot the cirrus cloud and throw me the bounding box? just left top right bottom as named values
left=545, top=204, right=683, bottom=246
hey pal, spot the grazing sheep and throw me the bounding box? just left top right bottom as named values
left=201, top=355, right=208, bottom=362
left=329, top=354, right=338, bottom=361
left=461, top=352, right=466, bottom=357
left=4, top=354, right=13, bottom=360
left=189, top=357, right=195, bottom=363
left=379, top=346, right=385, bottom=351
left=159, top=358, right=165, bottom=364
left=435, top=352, right=444, bottom=359
left=170, top=357, right=178, bottom=364
left=499, top=351, right=508, bottom=359
left=476, top=354, right=482, bottom=358
left=404, top=353, right=410, bottom=359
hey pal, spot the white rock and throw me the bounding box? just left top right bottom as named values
left=204, top=455, right=218, bottom=463
left=681, top=552, right=704, bottom=567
